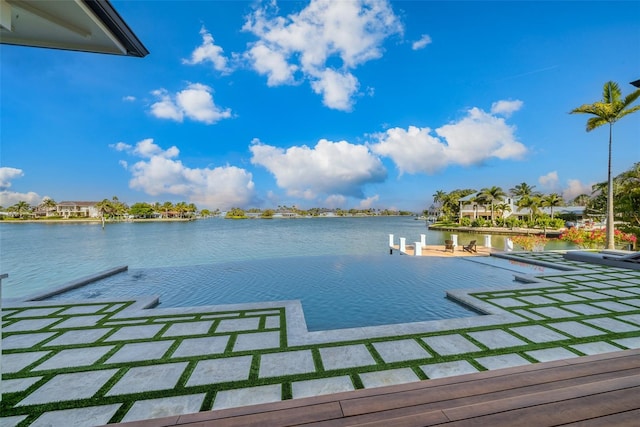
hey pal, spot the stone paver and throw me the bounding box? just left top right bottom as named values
left=45, top=328, right=113, bottom=346
left=509, top=325, right=569, bottom=343
left=422, top=334, right=481, bottom=355
left=518, top=295, right=557, bottom=305
left=547, top=321, right=606, bottom=338
left=265, top=316, right=280, bottom=329
left=320, top=345, right=376, bottom=370
left=487, top=298, right=527, bottom=308
left=563, top=304, right=608, bottom=315
left=260, top=350, right=316, bottom=378
left=592, top=301, right=637, bottom=312
left=120, top=394, right=206, bottom=423
left=583, top=317, right=639, bottom=333
left=359, top=368, right=420, bottom=388
left=172, top=336, right=229, bottom=358
left=53, top=315, right=106, bottom=329
left=571, top=342, right=623, bottom=355
left=4, top=318, right=60, bottom=332
left=216, top=317, right=260, bottom=333
left=467, top=330, right=527, bottom=349
left=0, top=415, right=28, bottom=427
left=162, top=321, right=213, bottom=337
left=529, top=306, right=576, bottom=319
left=33, top=346, right=114, bottom=371
left=234, top=331, right=280, bottom=351
left=372, top=339, right=431, bottom=363
left=186, top=355, right=253, bottom=386
left=18, top=369, right=118, bottom=406
left=525, top=348, right=579, bottom=362
left=2, top=351, right=50, bottom=373
left=106, top=362, right=188, bottom=396
left=104, top=324, right=164, bottom=341
left=420, top=360, right=479, bottom=379
left=573, top=291, right=609, bottom=300
left=613, top=337, right=640, bottom=349
left=212, top=384, right=281, bottom=410
left=30, top=404, right=121, bottom=427
left=10, top=307, right=62, bottom=318
left=2, top=332, right=56, bottom=349
left=547, top=293, right=584, bottom=302
left=475, top=354, right=531, bottom=370
left=292, top=376, right=355, bottom=399
left=2, top=376, right=43, bottom=394
left=58, top=305, right=108, bottom=315
left=619, top=313, right=640, bottom=326
left=105, top=340, right=173, bottom=364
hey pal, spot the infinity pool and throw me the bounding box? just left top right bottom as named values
left=48, top=255, right=545, bottom=331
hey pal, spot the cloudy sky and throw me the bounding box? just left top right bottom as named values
left=1, top=1, right=639, bottom=211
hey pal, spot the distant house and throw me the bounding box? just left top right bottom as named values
left=458, top=195, right=587, bottom=222
left=56, top=201, right=100, bottom=218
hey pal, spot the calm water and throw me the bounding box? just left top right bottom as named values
left=1, top=217, right=571, bottom=330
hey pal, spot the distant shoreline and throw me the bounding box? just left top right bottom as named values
left=0, top=218, right=195, bottom=224
left=428, top=224, right=564, bottom=237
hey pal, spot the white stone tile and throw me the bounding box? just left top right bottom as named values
left=372, top=339, right=431, bottom=363
left=18, top=369, right=118, bottom=406
left=260, top=350, right=315, bottom=378
left=320, top=345, right=376, bottom=370
left=30, top=404, right=121, bottom=427
left=216, top=317, right=260, bottom=333
left=172, top=336, right=229, bottom=358
left=359, top=368, right=420, bottom=388
left=121, top=394, right=205, bottom=423
left=292, top=376, right=354, bottom=399
left=186, top=356, right=253, bottom=386
left=475, top=354, right=531, bottom=370
left=213, top=384, right=281, bottom=410
left=420, top=360, right=478, bottom=379
left=2, top=351, right=50, bottom=373
left=509, top=325, right=569, bottom=343
left=525, top=348, right=579, bottom=362
left=162, top=321, right=214, bottom=337
left=571, top=342, right=622, bottom=355
left=234, top=331, right=281, bottom=352
left=467, top=330, right=527, bottom=349
left=33, top=346, right=114, bottom=371
left=104, top=324, right=164, bottom=341
left=45, top=328, right=113, bottom=346
left=105, top=340, right=173, bottom=364
left=422, top=334, right=481, bottom=356
left=106, top=362, right=188, bottom=396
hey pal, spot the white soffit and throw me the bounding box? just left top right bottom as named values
left=0, top=0, right=146, bottom=56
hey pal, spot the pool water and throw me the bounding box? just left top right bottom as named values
left=49, top=254, right=527, bottom=331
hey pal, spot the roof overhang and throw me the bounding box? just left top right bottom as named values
left=0, top=0, right=148, bottom=57
left=631, top=79, right=640, bottom=88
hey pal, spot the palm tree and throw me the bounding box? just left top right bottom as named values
left=509, top=182, right=539, bottom=198
left=571, top=81, right=640, bottom=249
left=573, top=194, right=591, bottom=206
left=476, top=186, right=507, bottom=225
left=517, top=195, right=542, bottom=222
left=13, top=201, right=31, bottom=218
left=495, top=202, right=512, bottom=226
left=542, top=193, right=564, bottom=219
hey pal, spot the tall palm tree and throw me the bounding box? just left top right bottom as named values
left=476, top=186, right=507, bottom=225
left=573, top=194, right=591, bottom=206
left=517, top=195, right=542, bottom=222
left=571, top=81, right=640, bottom=249
left=509, top=182, right=539, bottom=198
left=542, top=193, right=564, bottom=219
left=432, top=190, right=446, bottom=206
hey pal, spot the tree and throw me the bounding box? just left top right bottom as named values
left=96, top=199, right=113, bottom=219
left=476, top=186, right=507, bottom=225
left=129, top=202, right=155, bottom=218
left=572, top=194, right=591, bottom=206
left=13, top=201, right=31, bottom=218
left=517, top=195, right=542, bottom=222
left=571, top=81, right=640, bottom=249
left=509, top=182, right=539, bottom=198
left=542, top=193, right=564, bottom=219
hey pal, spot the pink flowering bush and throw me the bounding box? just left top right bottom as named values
left=560, top=228, right=636, bottom=249
left=511, top=235, right=549, bottom=251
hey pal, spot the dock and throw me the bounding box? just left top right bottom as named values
left=389, top=233, right=498, bottom=257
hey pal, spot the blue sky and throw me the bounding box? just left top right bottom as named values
left=1, top=0, right=639, bottom=212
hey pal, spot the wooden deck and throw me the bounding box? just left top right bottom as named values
left=390, top=244, right=495, bottom=257
left=111, top=348, right=640, bottom=427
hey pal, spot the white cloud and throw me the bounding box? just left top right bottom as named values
left=183, top=26, right=230, bottom=73
left=149, top=83, right=232, bottom=124
left=538, top=171, right=559, bottom=188
left=250, top=138, right=386, bottom=200
left=358, top=194, right=379, bottom=209
left=122, top=95, right=136, bottom=102
left=0, top=167, right=23, bottom=190
left=370, top=103, right=527, bottom=174
left=114, top=139, right=256, bottom=210
left=325, top=194, right=347, bottom=208
left=563, top=179, right=594, bottom=201
left=412, top=34, right=432, bottom=50
left=490, top=100, right=523, bottom=117
left=0, top=167, right=43, bottom=207
left=242, top=0, right=403, bottom=111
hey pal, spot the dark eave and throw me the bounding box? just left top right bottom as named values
left=631, top=79, right=640, bottom=88
left=82, top=0, right=148, bottom=57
